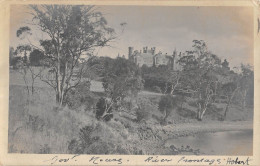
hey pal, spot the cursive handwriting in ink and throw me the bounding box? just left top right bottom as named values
left=89, top=156, right=123, bottom=164
left=178, top=156, right=221, bottom=165
left=144, top=156, right=172, bottom=163
left=226, top=157, right=252, bottom=165
left=43, top=154, right=80, bottom=165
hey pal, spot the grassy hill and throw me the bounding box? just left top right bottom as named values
left=8, top=70, right=253, bottom=154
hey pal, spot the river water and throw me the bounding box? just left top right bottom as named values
left=165, top=130, right=253, bottom=155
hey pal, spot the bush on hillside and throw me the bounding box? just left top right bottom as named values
left=153, top=86, right=162, bottom=93
left=158, top=95, right=178, bottom=122
left=68, top=122, right=131, bottom=154
left=135, top=98, right=154, bottom=122
left=64, top=81, right=96, bottom=110
left=95, top=97, right=113, bottom=121
left=136, top=109, right=150, bottom=123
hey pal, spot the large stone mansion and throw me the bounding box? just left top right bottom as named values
left=128, top=46, right=182, bottom=71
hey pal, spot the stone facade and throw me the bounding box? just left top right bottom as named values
left=128, top=46, right=182, bottom=70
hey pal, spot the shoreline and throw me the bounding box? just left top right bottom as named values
left=163, top=120, right=253, bottom=140
left=159, top=121, right=253, bottom=155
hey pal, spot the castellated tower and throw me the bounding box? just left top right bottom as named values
left=143, top=46, right=148, bottom=53
left=151, top=47, right=156, bottom=55
left=128, top=47, right=134, bottom=60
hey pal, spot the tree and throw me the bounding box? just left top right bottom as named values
left=141, top=65, right=179, bottom=93
left=239, top=64, right=254, bottom=109
left=102, top=57, right=143, bottom=101
left=178, top=40, right=222, bottom=121
left=95, top=97, right=113, bottom=121
left=9, top=47, right=15, bottom=66
left=101, top=57, right=143, bottom=117
left=221, top=81, right=240, bottom=119
left=158, top=95, right=177, bottom=122
left=11, top=56, right=23, bottom=69
left=18, top=5, right=116, bottom=106
left=14, top=45, right=33, bottom=95
left=163, top=70, right=181, bottom=95
left=15, top=39, right=46, bottom=96
left=15, top=45, right=32, bottom=65
left=29, top=49, right=44, bottom=66
left=222, top=59, right=230, bottom=70
left=64, top=80, right=93, bottom=109
left=15, top=59, right=42, bottom=95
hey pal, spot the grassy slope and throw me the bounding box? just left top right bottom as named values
left=8, top=70, right=253, bottom=154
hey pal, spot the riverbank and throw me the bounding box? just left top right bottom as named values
left=8, top=81, right=254, bottom=155
left=161, top=121, right=253, bottom=155
left=163, top=120, right=253, bottom=139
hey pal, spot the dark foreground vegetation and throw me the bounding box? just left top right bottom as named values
left=9, top=5, right=254, bottom=154
left=9, top=82, right=253, bottom=154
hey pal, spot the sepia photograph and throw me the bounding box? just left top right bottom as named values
left=6, top=2, right=255, bottom=158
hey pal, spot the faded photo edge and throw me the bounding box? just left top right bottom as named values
left=0, top=0, right=260, bottom=165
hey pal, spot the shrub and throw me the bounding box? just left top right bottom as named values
left=135, top=98, right=154, bottom=122
left=136, top=109, right=149, bottom=122
left=68, top=122, right=129, bottom=154
left=64, top=81, right=96, bottom=110
left=68, top=125, right=96, bottom=154
left=39, top=144, right=51, bottom=154
left=158, top=95, right=178, bottom=122
left=153, top=86, right=162, bottom=93
left=95, top=97, right=113, bottom=121
left=27, top=114, right=45, bottom=132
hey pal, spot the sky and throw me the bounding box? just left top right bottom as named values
left=10, top=5, right=254, bottom=68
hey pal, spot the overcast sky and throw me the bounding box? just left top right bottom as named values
left=10, top=5, right=254, bottom=68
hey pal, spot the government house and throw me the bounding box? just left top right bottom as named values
left=128, top=46, right=182, bottom=71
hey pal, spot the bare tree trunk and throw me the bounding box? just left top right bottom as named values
left=197, top=108, right=208, bottom=121
left=170, top=85, right=174, bottom=95
left=163, top=108, right=168, bottom=122
left=223, top=88, right=239, bottom=120
left=242, top=90, right=247, bottom=110
left=55, top=50, right=64, bottom=106
left=59, top=92, right=64, bottom=107
left=170, top=82, right=178, bottom=95
left=22, top=71, right=30, bottom=95
left=200, top=96, right=210, bottom=120
left=30, top=68, right=35, bottom=95
left=101, top=100, right=114, bottom=120
left=180, top=99, right=184, bottom=111
left=197, top=92, right=202, bottom=121
left=197, top=111, right=202, bottom=121
left=31, top=78, right=35, bottom=94
left=197, top=105, right=206, bottom=121
left=170, top=74, right=179, bottom=95
left=223, top=101, right=230, bottom=119
left=200, top=107, right=207, bottom=120
left=164, top=83, right=168, bottom=94
left=197, top=87, right=212, bottom=121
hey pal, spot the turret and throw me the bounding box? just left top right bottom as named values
left=151, top=47, right=156, bottom=55
left=143, top=46, right=148, bottom=53
left=128, top=47, right=134, bottom=59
